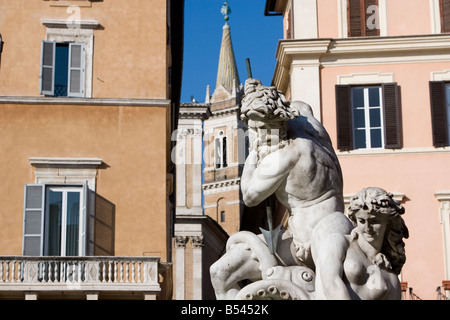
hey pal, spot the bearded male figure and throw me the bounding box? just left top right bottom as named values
left=210, top=79, right=354, bottom=300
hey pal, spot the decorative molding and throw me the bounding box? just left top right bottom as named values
left=29, top=157, right=102, bottom=189
left=43, top=0, right=96, bottom=8
left=436, top=191, right=450, bottom=202
left=179, top=104, right=211, bottom=120
left=431, top=69, right=450, bottom=81
left=174, top=236, right=188, bottom=249
left=337, top=146, right=450, bottom=158
left=274, top=34, right=450, bottom=92
left=41, top=19, right=99, bottom=29
left=338, top=72, right=394, bottom=85
left=202, top=178, right=240, bottom=190
left=30, top=157, right=103, bottom=168
left=430, top=0, right=442, bottom=34
left=0, top=96, right=170, bottom=107
left=190, top=236, right=204, bottom=248
left=436, top=191, right=450, bottom=280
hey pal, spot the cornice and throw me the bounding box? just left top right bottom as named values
left=202, top=177, right=240, bottom=190
left=29, top=157, right=103, bottom=168
left=179, top=103, right=211, bottom=120
left=274, top=34, right=450, bottom=88
left=41, top=19, right=100, bottom=30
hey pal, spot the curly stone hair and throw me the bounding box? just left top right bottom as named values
left=347, top=187, right=409, bottom=275
left=240, top=78, right=299, bottom=125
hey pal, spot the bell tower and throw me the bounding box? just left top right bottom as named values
left=202, top=0, right=247, bottom=236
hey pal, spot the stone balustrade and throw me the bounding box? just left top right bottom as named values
left=0, top=256, right=163, bottom=300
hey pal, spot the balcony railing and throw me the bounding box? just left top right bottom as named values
left=0, top=256, right=168, bottom=300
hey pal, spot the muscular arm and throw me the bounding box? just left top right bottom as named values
left=315, top=233, right=352, bottom=300
left=241, top=148, right=292, bottom=207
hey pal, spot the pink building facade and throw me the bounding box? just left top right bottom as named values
left=266, top=0, right=450, bottom=299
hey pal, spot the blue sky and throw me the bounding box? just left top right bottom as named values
left=181, top=0, right=283, bottom=103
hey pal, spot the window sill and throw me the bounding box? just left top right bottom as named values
left=337, top=146, right=450, bottom=157
left=0, top=96, right=171, bottom=107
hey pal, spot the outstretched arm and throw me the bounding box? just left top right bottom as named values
left=241, top=149, right=292, bottom=207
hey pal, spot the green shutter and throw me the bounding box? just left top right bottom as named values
left=68, top=43, right=85, bottom=98
left=40, top=41, right=56, bottom=96
left=23, top=185, right=45, bottom=256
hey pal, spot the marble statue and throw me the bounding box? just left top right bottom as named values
left=209, top=79, right=408, bottom=300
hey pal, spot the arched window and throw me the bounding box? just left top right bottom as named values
left=214, top=131, right=228, bottom=169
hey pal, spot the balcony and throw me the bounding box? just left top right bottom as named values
left=0, top=256, right=171, bottom=300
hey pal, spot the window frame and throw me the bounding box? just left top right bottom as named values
left=40, top=40, right=85, bottom=98
left=351, top=86, right=385, bottom=149
left=43, top=185, right=85, bottom=257
left=23, top=182, right=89, bottom=257
left=42, top=19, right=97, bottom=98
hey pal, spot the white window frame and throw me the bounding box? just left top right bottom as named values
left=351, top=86, right=385, bottom=150
left=44, top=185, right=85, bottom=256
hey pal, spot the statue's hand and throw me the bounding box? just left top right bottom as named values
left=246, top=149, right=259, bottom=166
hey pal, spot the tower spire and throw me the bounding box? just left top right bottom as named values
left=215, top=1, right=240, bottom=94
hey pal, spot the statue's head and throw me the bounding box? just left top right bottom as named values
left=347, top=187, right=409, bottom=274
left=240, top=78, right=299, bottom=128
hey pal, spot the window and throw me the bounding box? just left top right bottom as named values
left=214, top=131, right=228, bottom=169
left=430, top=81, right=450, bottom=147
left=23, top=184, right=89, bottom=256
left=336, top=83, right=402, bottom=151
left=351, top=86, right=384, bottom=149
left=441, top=0, right=450, bottom=33
left=40, top=41, right=85, bottom=97
left=348, top=0, right=380, bottom=37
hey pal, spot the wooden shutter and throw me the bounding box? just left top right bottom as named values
left=430, top=81, right=449, bottom=147
left=382, top=83, right=402, bottom=149
left=348, top=0, right=380, bottom=37
left=336, top=85, right=354, bottom=151
left=441, top=0, right=450, bottom=33
left=68, top=43, right=85, bottom=98
left=23, top=185, right=45, bottom=256
left=348, top=0, right=363, bottom=37
left=40, top=41, right=56, bottom=96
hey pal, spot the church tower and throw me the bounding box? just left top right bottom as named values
left=202, top=0, right=247, bottom=236
left=172, top=1, right=251, bottom=300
